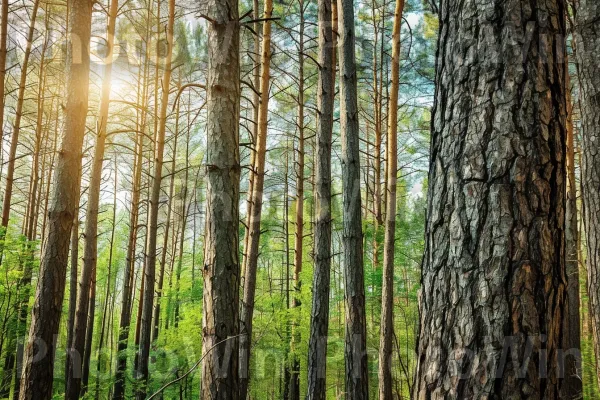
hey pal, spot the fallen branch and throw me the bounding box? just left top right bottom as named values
left=146, top=334, right=244, bottom=400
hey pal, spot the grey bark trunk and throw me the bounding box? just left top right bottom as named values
left=415, top=1, right=568, bottom=398
left=338, top=0, right=368, bottom=397
left=201, top=0, right=241, bottom=397
left=306, top=0, right=334, bottom=395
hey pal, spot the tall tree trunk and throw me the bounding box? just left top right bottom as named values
left=201, top=0, right=241, bottom=396
left=95, top=154, right=118, bottom=399
left=152, top=76, right=181, bottom=342
left=135, top=0, right=174, bottom=395
left=414, top=1, right=568, bottom=398
left=574, top=0, right=600, bottom=392
left=378, top=0, right=404, bottom=398
left=18, top=0, right=92, bottom=397
left=112, top=2, right=151, bottom=395
left=306, top=0, right=334, bottom=395
left=0, top=0, right=40, bottom=234
left=289, top=2, right=305, bottom=398
left=0, top=0, right=8, bottom=189
left=239, top=0, right=272, bottom=396
left=241, top=0, right=261, bottom=289
left=338, top=0, right=368, bottom=396
left=66, top=0, right=117, bottom=396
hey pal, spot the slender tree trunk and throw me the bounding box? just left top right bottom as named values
left=239, top=0, right=272, bottom=396
left=574, top=0, right=600, bottom=392
left=306, top=0, right=334, bottom=395
left=81, top=264, right=96, bottom=394
left=65, top=209, right=80, bottom=391
left=18, top=0, right=92, bottom=396
left=0, top=0, right=8, bottom=190
left=378, top=0, right=403, bottom=398
left=201, top=0, right=241, bottom=395
left=66, top=0, right=117, bottom=396
left=414, top=1, right=568, bottom=398
left=338, top=0, right=368, bottom=396
left=152, top=78, right=181, bottom=342
left=112, top=3, right=151, bottom=395
left=135, top=0, right=174, bottom=395
left=95, top=154, right=118, bottom=399
left=288, top=3, right=305, bottom=399
left=0, top=0, right=40, bottom=233
left=242, top=0, right=261, bottom=289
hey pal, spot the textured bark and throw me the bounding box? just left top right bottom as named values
left=18, top=0, right=92, bottom=397
left=66, top=0, right=117, bottom=396
left=338, top=0, right=368, bottom=396
left=415, top=1, right=568, bottom=398
left=239, top=0, right=272, bottom=396
left=574, top=0, right=600, bottom=392
left=201, top=0, right=241, bottom=396
left=306, top=0, right=334, bottom=395
left=135, top=0, right=174, bottom=395
left=378, top=1, right=404, bottom=398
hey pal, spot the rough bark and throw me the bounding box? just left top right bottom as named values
left=201, top=0, right=241, bottom=396
left=135, top=0, right=174, bottom=395
left=306, top=0, right=334, bottom=395
left=574, top=0, right=600, bottom=392
left=239, top=0, right=272, bottom=396
left=378, top=0, right=404, bottom=398
left=18, top=0, right=92, bottom=397
left=66, top=0, right=117, bottom=396
left=414, top=1, right=568, bottom=398
left=338, top=0, right=368, bottom=396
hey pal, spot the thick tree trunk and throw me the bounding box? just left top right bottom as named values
left=135, top=0, right=174, bottom=396
left=66, top=0, right=117, bottom=396
left=18, top=0, right=92, bottom=397
left=201, top=0, right=241, bottom=396
left=575, top=0, right=600, bottom=392
left=338, top=0, right=368, bottom=396
left=415, top=1, right=568, bottom=398
left=306, top=0, right=334, bottom=395
left=239, top=0, right=272, bottom=396
left=378, top=0, right=404, bottom=398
